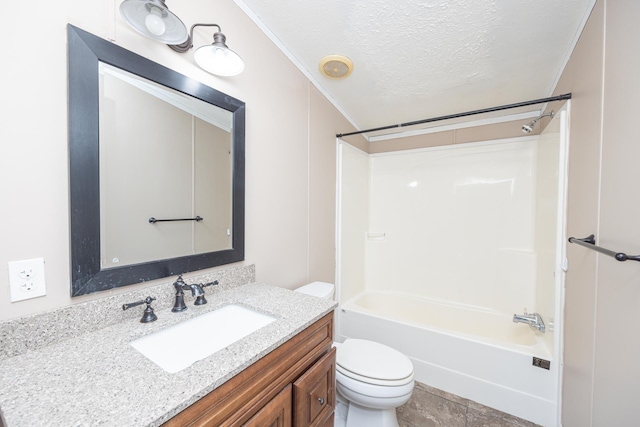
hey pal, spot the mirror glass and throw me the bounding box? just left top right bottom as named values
left=68, top=25, right=245, bottom=296
left=99, top=63, right=233, bottom=268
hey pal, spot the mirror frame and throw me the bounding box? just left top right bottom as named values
left=67, top=24, right=245, bottom=297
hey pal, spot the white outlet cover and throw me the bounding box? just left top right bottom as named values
left=8, top=258, right=46, bottom=302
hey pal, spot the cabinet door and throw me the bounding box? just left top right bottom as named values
left=320, top=413, right=334, bottom=427
left=244, top=384, right=292, bottom=427
left=293, top=347, right=336, bottom=427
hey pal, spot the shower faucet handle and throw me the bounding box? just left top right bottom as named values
left=512, top=311, right=545, bottom=333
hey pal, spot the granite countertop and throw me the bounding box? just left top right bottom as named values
left=0, top=284, right=336, bottom=427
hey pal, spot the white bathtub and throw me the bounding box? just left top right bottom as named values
left=338, top=291, right=558, bottom=426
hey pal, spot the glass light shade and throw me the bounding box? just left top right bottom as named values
left=144, top=8, right=166, bottom=35
left=120, top=0, right=188, bottom=45
left=194, top=45, right=245, bottom=77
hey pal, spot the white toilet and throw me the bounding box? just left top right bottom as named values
left=295, top=282, right=414, bottom=427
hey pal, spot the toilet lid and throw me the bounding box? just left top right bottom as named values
left=336, top=339, right=413, bottom=382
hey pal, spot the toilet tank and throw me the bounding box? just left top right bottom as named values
left=294, top=282, right=334, bottom=300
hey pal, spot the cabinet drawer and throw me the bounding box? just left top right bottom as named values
left=293, top=347, right=336, bottom=427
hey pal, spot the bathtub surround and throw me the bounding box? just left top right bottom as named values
left=0, top=264, right=255, bottom=359
left=366, top=140, right=540, bottom=314
left=337, top=126, right=567, bottom=426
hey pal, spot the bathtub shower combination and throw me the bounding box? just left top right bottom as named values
left=337, top=112, right=567, bottom=427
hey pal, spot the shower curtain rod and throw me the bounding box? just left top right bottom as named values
left=336, top=93, right=572, bottom=138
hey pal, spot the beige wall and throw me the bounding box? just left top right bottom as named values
left=550, top=0, right=603, bottom=421
left=592, top=1, right=640, bottom=424
left=0, top=0, right=358, bottom=321
left=550, top=1, right=640, bottom=425
left=308, top=86, right=357, bottom=282
left=368, top=117, right=541, bottom=153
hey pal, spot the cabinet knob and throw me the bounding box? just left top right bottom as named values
left=317, top=397, right=325, bottom=405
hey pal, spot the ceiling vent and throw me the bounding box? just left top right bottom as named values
left=319, top=55, right=353, bottom=79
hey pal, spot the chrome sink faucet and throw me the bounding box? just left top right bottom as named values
left=513, top=311, right=545, bottom=333
left=171, top=275, right=219, bottom=312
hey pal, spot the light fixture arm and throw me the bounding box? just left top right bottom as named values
left=169, top=23, right=222, bottom=53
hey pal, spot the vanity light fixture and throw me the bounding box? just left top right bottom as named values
left=119, top=0, right=188, bottom=44
left=119, top=1, right=244, bottom=76
left=169, top=24, right=245, bottom=77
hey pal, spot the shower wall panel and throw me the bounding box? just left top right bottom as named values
left=337, top=143, right=370, bottom=303
left=366, top=140, right=538, bottom=314
left=535, top=118, right=562, bottom=353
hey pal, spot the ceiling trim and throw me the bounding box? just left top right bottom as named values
left=233, top=0, right=362, bottom=132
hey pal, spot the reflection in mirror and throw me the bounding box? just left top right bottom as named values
left=68, top=24, right=245, bottom=297
left=99, top=63, right=233, bottom=268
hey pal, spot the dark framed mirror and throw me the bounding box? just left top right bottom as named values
left=68, top=24, right=245, bottom=297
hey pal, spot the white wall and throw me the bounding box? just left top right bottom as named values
left=0, top=0, right=358, bottom=321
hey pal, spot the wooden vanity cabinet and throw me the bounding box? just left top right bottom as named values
left=244, top=385, right=292, bottom=427
left=293, top=347, right=336, bottom=427
left=164, top=312, right=335, bottom=427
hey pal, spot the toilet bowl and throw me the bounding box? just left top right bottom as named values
left=294, top=282, right=414, bottom=427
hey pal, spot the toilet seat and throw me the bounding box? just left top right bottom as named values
left=336, top=339, right=414, bottom=386
left=337, top=365, right=413, bottom=387
left=337, top=369, right=415, bottom=404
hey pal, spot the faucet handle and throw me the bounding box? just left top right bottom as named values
left=201, top=280, right=219, bottom=289
left=123, top=296, right=158, bottom=323
left=193, top=280, right=219, bottom=306
left=174, top=275, right=187, bottom=289
left=122, top=300, right=145, bottom=311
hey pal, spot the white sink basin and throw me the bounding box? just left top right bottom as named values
left=130, top=304, right=276, bottom=373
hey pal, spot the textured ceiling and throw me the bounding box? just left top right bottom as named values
left=235, top=0, right=595, bottom=133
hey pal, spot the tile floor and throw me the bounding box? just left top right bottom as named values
left=396, top=382, right=541, bottom=427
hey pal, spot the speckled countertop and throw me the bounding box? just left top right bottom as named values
left=0, top=284, right=336, bottom=427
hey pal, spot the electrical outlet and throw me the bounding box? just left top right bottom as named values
left=8, top=258, right=46, bottom=302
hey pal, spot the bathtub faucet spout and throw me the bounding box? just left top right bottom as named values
left=513, top=312, right=545, bottom=333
